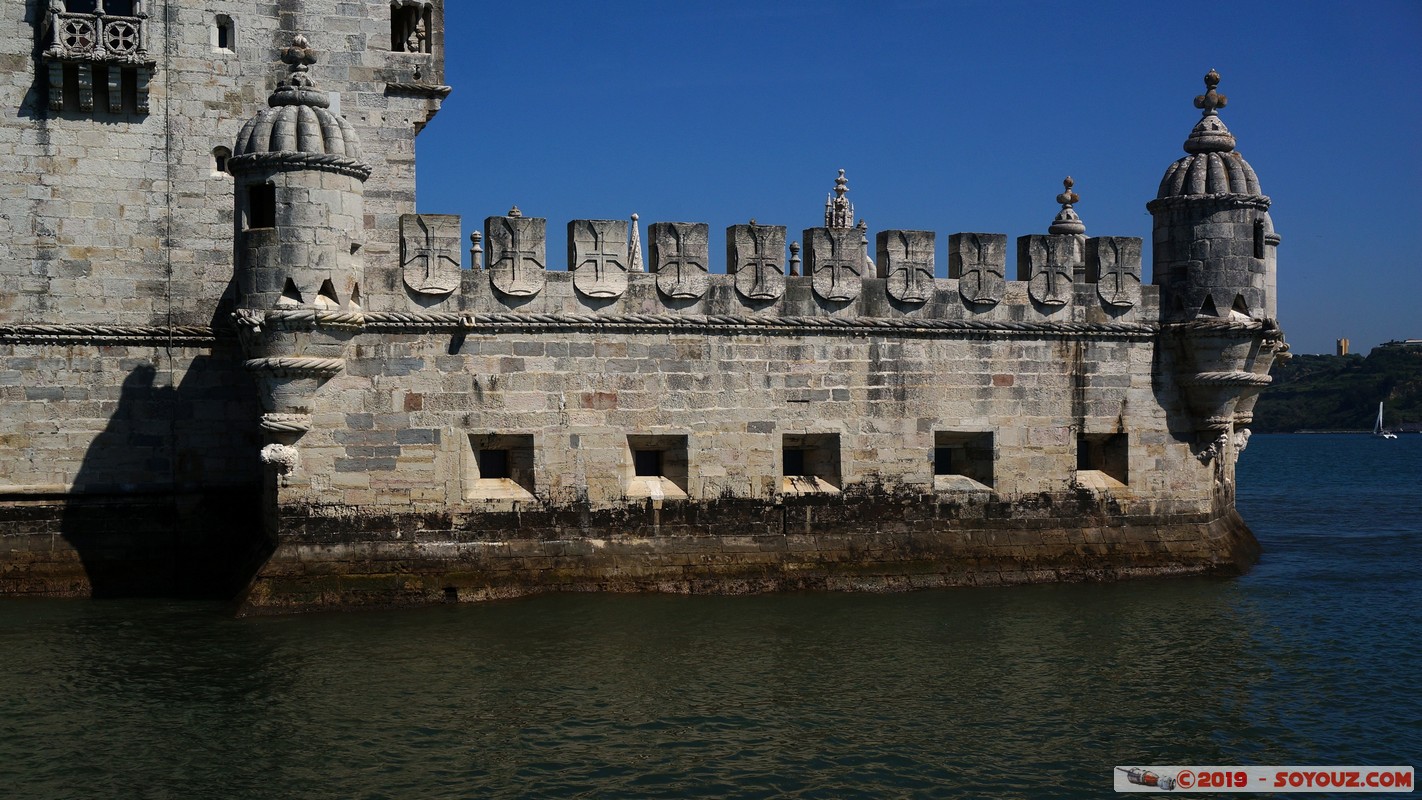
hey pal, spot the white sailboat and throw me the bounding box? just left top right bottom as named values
left=1374, top=402, right=1398, bottom=439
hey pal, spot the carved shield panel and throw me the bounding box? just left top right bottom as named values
left=947, top=232, right=1005, bottom=306
left=486, top=214, right=546, bottom=297
left=649, top=222, right=709, bottom=300
left=400, top=214, right=462, bottom=296
left=727, top=224, right=785, bottom=302
left=876, top=229, right=935, bottom=305
left=1086, top=236, right=1142, bottom=308
left=569, top=219, right=629, bottom=299
left=1018, top=234, right=1078, bottom=307
left=804, top=227, right=862, bottom=303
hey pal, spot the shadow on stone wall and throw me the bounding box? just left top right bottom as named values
left=61, top=354, right=268, bottom=599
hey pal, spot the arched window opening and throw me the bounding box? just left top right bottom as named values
left=213, top=15, right=235, bottom=52
left=211, top=146, right=231, bottom=176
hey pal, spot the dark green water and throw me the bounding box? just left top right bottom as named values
left=2, top=434, right=1419, bottom=798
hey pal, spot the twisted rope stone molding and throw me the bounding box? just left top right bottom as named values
left=361, top=312, right=1159, bottom=340
left=259, top=309, right=367, bottom=331
left=260, top=413, right=313, bottom=434
left=1145, top=192, right=1272, bottom=212
left=0, top=324, right=217, bottom=346
left=244, top=356, right=345, bottom=377
left=384, top=82, right=453, bottom=98
left=1179, top=371, right=1273, bottom=387
left=226, top=151, right=372, bottom=181
left=1162, top=318, right=1284, bottom=339
left=3, top=314, right=1164, bottom=347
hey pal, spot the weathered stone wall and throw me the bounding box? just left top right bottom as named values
left=0, top=0, right=446, bottom=596
left=229, top=269, right=1248, bottom=612
left=276, top=272, right=1210, bottom=512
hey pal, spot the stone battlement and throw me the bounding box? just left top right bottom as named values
left=391, top=210, right=1148, bottom=327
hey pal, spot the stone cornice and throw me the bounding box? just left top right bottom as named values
left=384, top=82, right=453, bottom=99
left=227, top=151, right=372, bottom=181
left=1146, top=192, right=1271, bottom=214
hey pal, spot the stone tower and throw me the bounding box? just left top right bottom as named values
left=1149, top=71, right=1285, bottom=465
left=229, top=35, right=372, bottom=463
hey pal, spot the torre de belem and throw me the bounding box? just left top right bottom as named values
left=0, top=2, right=1285, bottom=613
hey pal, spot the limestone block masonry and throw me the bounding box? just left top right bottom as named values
left=0, top=5, right=1284, bottom=614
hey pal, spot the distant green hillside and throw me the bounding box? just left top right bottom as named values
left=1251, top=343, right=1422, bottom=433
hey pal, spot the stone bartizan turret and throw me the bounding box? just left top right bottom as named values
left=1149, top=71, right=1286, bottom=468
left=228, top=35, right=373, bottom=477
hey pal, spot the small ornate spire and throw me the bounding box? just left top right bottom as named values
left=508, top=205, right=522, bottom=218
left=825, top=169, right=854, bottom=228
left=1194, top=69, right=1228, bottom=117
left=788, top=241, right=801, bottom=276
left=1048, top=176, right=1086, bottom=235
left=628, top=213, right=644, bottom=273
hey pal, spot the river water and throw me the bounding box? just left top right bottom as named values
left=2, top=434, right=1418, bottom=798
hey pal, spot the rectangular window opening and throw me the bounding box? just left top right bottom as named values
left=390, top=5, right=434, bottom=53
left=625, top=434, right=688, bottom=499
left=465, top=434, right=535, bottom=502
left=781, top=433, right=840, bottom=494
left=933, top=431, right=994, bottom=491
left=1076, top=432, right=1129, bottom=489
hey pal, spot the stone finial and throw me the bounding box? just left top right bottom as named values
left=508, top=205, right=522, bottom=218
left=280, top=34, right=318, bottom=85
left=1184, top=70, right=1237, bottom=154
left=267, top=34, right=329, bottom=108
left=470, top=230, right=484, bottom=270
left=1048, top=176, right=1086, bottom=235
left=1194, top=69, right=1228, bottom=116
left=788, top=240, right=802, bottom=276
left=628, top=213, right=644, bottom=273
left=825, top=169, right=854, bottom=229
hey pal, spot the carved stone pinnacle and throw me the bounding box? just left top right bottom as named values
left=508, top=205, right=522, bottom=218
left=1056, top=176, right=1080, bottom=207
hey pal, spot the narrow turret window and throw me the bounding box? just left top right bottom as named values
left=211, top=146, right=231, bottom=176
left=248, top=184, right=275, bottom=229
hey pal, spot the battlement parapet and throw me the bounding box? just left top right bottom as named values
left=394, top=212, right=1148, bottom=325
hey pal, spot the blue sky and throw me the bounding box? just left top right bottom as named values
left=414, top=0, right=1421, bottom=356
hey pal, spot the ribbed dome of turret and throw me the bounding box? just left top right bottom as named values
left=1155, top=70, right=1262, bottom=199
left=234, top=99, right=363, bottom=160
left=230, top=35, right=370, bottom=177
